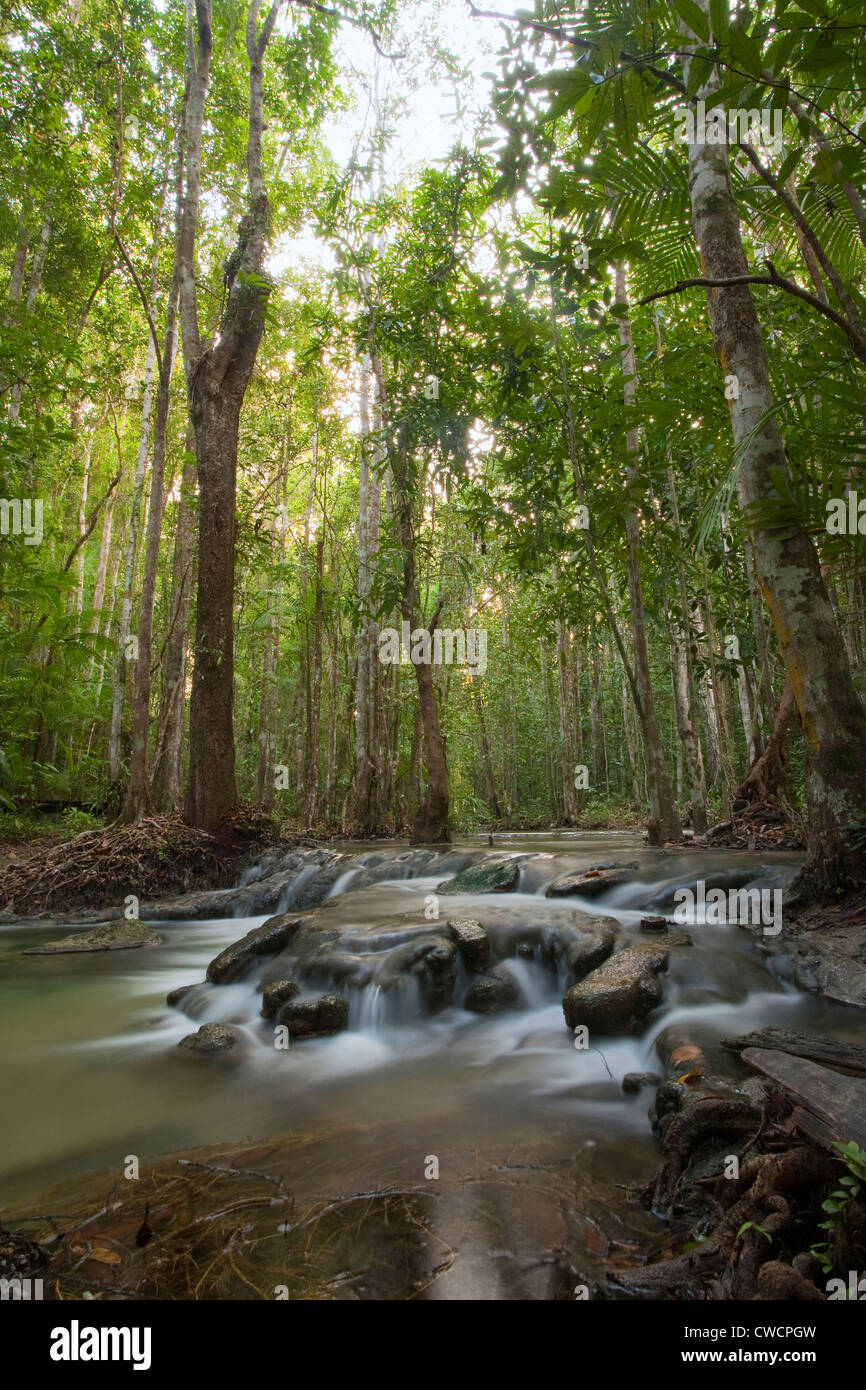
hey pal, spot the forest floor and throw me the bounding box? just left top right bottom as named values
left=0, top=811, right=283, bottom=918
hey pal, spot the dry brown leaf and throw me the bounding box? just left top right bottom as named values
left=670, top=1045, right=702, bottom=1067
left=70, top=1242, right=122, bottom=1265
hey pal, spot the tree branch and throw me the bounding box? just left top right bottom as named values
left=640, top=265, right=865, bottom=361
left=295, top=0, right=406, bottom=60
left=113, top=233, right=164, bottom=378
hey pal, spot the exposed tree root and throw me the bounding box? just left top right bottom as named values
left=614, top=1080, right=863, bottom=1300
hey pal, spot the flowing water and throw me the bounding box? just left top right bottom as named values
left=2, top=832, right=862, bottom=1295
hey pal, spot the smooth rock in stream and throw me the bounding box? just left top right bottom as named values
left=261, top=979, right=302, bottom=1018
left=446, top=918, right=491, bottom=972
left=206, top=914, right=307, bottom=984
left=166, top=983, right=197, bottom=1008
left=23, top=918, right=163, bottom=954
left=464, top=968, right=519, bottom=1014
left=565, top=923, right=617, bottom=980
left=177, top=1022, right=240, bottom=1055
left=438, top=858, right=523, bottom=895
left=277, top=993, right=349, bottom=1039
left=562, top=935, right=690, bottom=1035
left=545, top=863, right=637, bottom=899
left=622, top=1072, right=662, bottom=1095
left=377, top=936, right=458, bottom=1014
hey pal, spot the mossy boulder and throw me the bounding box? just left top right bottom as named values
left=438, top=858, right=522, bottom=895
left=23, top=918, right=163, bottom=955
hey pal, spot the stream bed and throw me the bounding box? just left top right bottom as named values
left=2, top=832, right=864, bottom=1298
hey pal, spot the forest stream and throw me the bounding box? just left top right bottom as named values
left=3, top=834, right=862, bottom=1300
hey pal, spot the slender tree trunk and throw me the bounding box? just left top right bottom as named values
left=556, top=618, right=580, bottom=823
left=150, top=429, right=196, bottom=811
left=615, top=263, right=682, bottom=843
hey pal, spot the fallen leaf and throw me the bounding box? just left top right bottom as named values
left=70, top=1242, right=122, bottom=1265
left=675, top=1068, right=702, bottom=1084
left=670, top=1045, right=702, bottom=1067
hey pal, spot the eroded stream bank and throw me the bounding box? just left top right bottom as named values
left=2, top=832, right=864, bottom=1299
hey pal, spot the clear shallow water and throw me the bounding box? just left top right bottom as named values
left=1, top=834, right=861, bottom=1210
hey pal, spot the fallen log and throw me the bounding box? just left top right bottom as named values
left=740, top=1048, right=866, bottom=1150
left=722, top=1027, right=866, bottom=1078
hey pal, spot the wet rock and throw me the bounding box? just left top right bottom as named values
left=438, top=858, right=523, bottom=895
left=464, top=968, right=519, bottom=1014
left=261, top=979, right=302, bottom=1018
left=177, top=1022, right=240, bottom=1055
left=565, top=923, right=617, bottom=980
left=277, top=993, right=349, bottom=1039
left=516, top=942, right=534, bottom=959
left=166, top=983, right=197, bottom=1008
left=562, top=935, right=690, bottom=1035
left=296, top=953, right=374, bottom=990
left=546, top=863, right=638, bottom=899
left=622, top=1072, right=662, bottom=1095
left=640, top=916, right=668, bottom=933
left=446, top=918, right=491, bottom=972
left=23, top=918, right=163, bottom=954
left=377, top=936, right=458, bottom=1014
left=641, top=867, right=759, bottom=914
left=206, top=914, right=306, bottom=984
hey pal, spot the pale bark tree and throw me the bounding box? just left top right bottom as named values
left=683, top=0, right=866, bottom=890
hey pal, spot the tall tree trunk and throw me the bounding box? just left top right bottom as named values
left=539, top=638, right=557, bottom=817
left=685, top=0, right=866, bottom=890
left=180, top=0, right=282, bottom=830
left=615, top=263, right=682, bottom=843
left=306, top=536, right=324, bottom=824
left=556, top=618, right=580, bottom=823
left=150, top=429, right=197, bottom=811
left=391, top=427, right=450, bottom=843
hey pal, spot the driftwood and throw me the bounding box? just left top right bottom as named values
left=739, top=1048, right=866, bottom=1150
left=723, top=1027, right=866, bottom=1078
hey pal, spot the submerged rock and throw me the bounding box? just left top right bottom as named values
left=206, top=914, right=306, bottom=984
left=377, top=936, right=458, bottom=1014
left=166, top=983, right=197, bottom=1008
left=562, top=934, right=690, bottom=1035
left=464, top=968, right=519, bottom=1014
left=261, top=978, right=302, bottom=1018
left=438, top=858, right=523, bottom=895
left=446, top=918, right=491, bottom=972
left=23, top=918, right=163, bottom=955
left=277, top=993, right=349, bottom=1039
left=177, top=1022, right=240, bottom=1055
